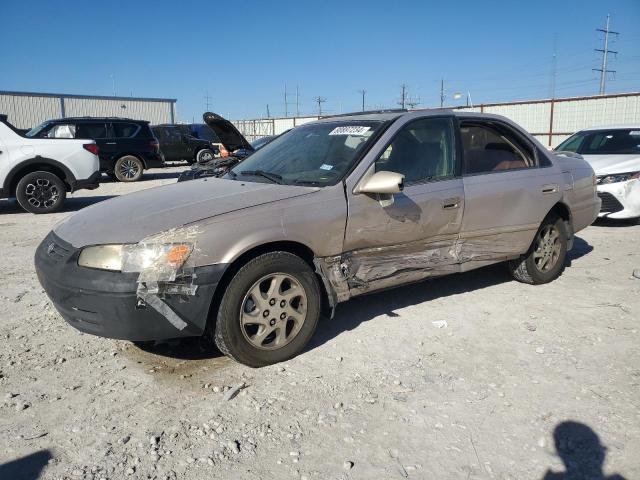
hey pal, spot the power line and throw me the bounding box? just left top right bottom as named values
left=593, top=14, right=619, bottom=95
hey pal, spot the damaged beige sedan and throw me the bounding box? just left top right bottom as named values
left=35, top=110, right=600, bottom=367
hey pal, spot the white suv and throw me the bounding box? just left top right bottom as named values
left=0, top=115, right=101, bottom=213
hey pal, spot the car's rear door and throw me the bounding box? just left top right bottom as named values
left=343, top=114, right=464, bottom=296
left=75, top=122, right=111, bottom=171
left=457, top=117, right=562, bottom=270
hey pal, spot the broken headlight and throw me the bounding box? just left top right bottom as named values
left=78, top=243, right=193, bottom=273
left=597, top=172, right=640, bottom=184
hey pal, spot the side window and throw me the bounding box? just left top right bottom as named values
left=375, top=117, right=455, bottom=184
left=45, top=124, right=76, bottom=138
left=112, top=123, right=139, bottom=138
left=167, top=128, right=182, bottom=143
left=461, top=122, right=535, bottom=174
left=76, top=123, right=108, bottom=139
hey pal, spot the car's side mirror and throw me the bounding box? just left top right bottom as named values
left=358, top=170, right=405, bottom=195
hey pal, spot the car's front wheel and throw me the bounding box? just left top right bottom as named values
left=213, top=252, right=321, bottom=367
left=114, top=155, right=143, bottom=182
left=196, top=148, right=215, bottom=164
left=508, top=213, right=568, bottom=284
left=15, top=171, right=67, bottom=214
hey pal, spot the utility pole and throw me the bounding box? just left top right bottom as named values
left=284, top=84, right=288, bottom=117
left=398, top=84, right=407, bottom=109
left=296, top=85, right=300, bottom=117
left=204, top=90, right=212, bottom=111
left=440, top=79, right=445, bottom=108
left=550, top=36, right=557, bottom=98
left=110, top=74, right=116, bottom=96
left=266, top=104, right=270, bottom=118
left=314, top=96, right=326, bottom=116
left=593, top=14, right=619, bottom=95
left=357, top=89, right=366, bottom=111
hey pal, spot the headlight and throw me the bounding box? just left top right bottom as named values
left=597, top=172, right=640, bottom=184
left=78, top=243, right=193, bottom=273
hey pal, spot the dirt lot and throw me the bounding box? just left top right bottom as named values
left=1, top=166, right=639, bottom=480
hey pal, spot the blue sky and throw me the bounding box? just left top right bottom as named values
left=1, top=0, right=639, bottom=122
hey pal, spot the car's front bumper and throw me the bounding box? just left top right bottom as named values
left=597, top=178, right=640, bottom=219
left=35, top=231, right=225, bottom=341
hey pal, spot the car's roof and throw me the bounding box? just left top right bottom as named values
left=577, top=124, right=640, bottom=132
left=314, top=109, right=516, bottom=124
left=46, top=117, right=148, bottom=123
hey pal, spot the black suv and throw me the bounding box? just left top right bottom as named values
left=152, top=124, right=221, bottom=164
left=26, top=117, right=163, bottom=182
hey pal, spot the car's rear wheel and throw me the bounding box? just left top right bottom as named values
left=213, top=252, right=321, bottom=367
left=114, top=155, right=143, bottom=182
left=196, top=148, right=215, bottom=164
left=508, top=213, right=567, bottom=284
left=15, top=171, right=66, bottom=214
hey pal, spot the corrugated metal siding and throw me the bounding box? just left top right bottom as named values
left=0, top=92, right=175, bottom=129
left=0, top=94, right=60, bottom=128
left=481, top=102, right=551, bottom=134
left=64, top=98, right=172, bottom=125
left=553, top=95, right=640, bottom=133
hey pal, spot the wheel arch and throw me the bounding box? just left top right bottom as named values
left=205, top=240, right=331, bottom=335
left=4, top=157, right=76, bottom=195
left=115, top=152, right=147, bottom=170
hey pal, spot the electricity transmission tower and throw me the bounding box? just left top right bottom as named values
left=357, top=89, right=366, bottom=111
left=398, top=84, right=408, bottom=109
left=204, top=90, right=213, bottom=111
left=593, top=14, right=619, bottom=95
left=314, top=96, right=326, bottom=116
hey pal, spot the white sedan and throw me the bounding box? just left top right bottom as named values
left=556, top=125, right=640, bottom=220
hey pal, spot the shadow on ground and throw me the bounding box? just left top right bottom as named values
left=0, top=450, right=52, bottom=480
left=542, top=421, right=625, bottom=480
left=592, top=217, right=639, bottom=228
left=131, top=236, right=594, bottom=361
left=0, top=195, right=117, bottom=214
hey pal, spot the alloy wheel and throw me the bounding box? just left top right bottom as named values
left=240, top=273, right=308, bottom=350
left=533, top=225, right=562, bottom=272
left=119, top=158, right=140, bottom=179
left=25, top=178, right=60, bottom=209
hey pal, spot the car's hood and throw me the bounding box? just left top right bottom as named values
left=54, top=178, right=316, bottom=248
left=203, top=112, right=254, bottom=152
left=581, top=154, right=640, bottom=175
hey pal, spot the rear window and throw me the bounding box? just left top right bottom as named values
left=76, top=123, right=108, bottom=139
left=112, top=122, right=139, bottom=138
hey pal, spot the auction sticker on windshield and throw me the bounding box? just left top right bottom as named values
left=329, top=126, right=371, bottom=136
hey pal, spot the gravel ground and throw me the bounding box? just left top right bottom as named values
left=1, top=166, right=639, bottom=480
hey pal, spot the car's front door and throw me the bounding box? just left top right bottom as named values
left=457, top=118, right=562, bottom=270
left=343, top=115, right=464, bottom=296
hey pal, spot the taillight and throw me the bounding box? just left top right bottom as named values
left=150, top=139, right=160, bottom=152
left=83, top=143, right=99, bottom=155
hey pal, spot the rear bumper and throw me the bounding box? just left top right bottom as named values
left=35, top=231, right=226, bottom=341
left=597, top=179, right=640, bottom=219
left=71, top=170, right=101, bottom=192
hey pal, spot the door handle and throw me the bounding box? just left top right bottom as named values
left=442, top=197, right=461, bottom=210
left=541, top=184, right=559, bottom=194
left=105, top=142, right=117, bottom=145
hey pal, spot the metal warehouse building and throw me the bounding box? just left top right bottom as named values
left=0, top=90, right=177, bottom=129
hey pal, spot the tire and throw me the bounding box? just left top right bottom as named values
left=15, top=171, right=66, bottom=214
left=113, top=155, right=143, bottom=182
left=196, top=148, right=215, bottom=164
left=213, top=252, right=321, bottom=367
left=508, top=213, right=568, bottom=285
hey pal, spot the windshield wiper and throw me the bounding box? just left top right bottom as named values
left=292, top=179, right=321, bottom=186
left=240, top=170, right=284, bottom=184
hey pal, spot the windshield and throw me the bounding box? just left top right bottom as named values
left=231, top=121, right=383, bottom=186
left=25, top=122, right=51, bottom=138
left=556, top=129, right=640, bottom=155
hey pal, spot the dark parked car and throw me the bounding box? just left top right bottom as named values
left=177, top=112, right=256, bottom=182
left=152, top=124, right=221, bottom=164
left=26, top=117, right=163, bottom=182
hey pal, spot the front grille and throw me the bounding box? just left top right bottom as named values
left=598, top=192, right=624, bottom=213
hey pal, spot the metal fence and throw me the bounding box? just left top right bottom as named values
left=232, top=92, right=640, bottom=147
left=0, top=90, right=177, bottom=129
